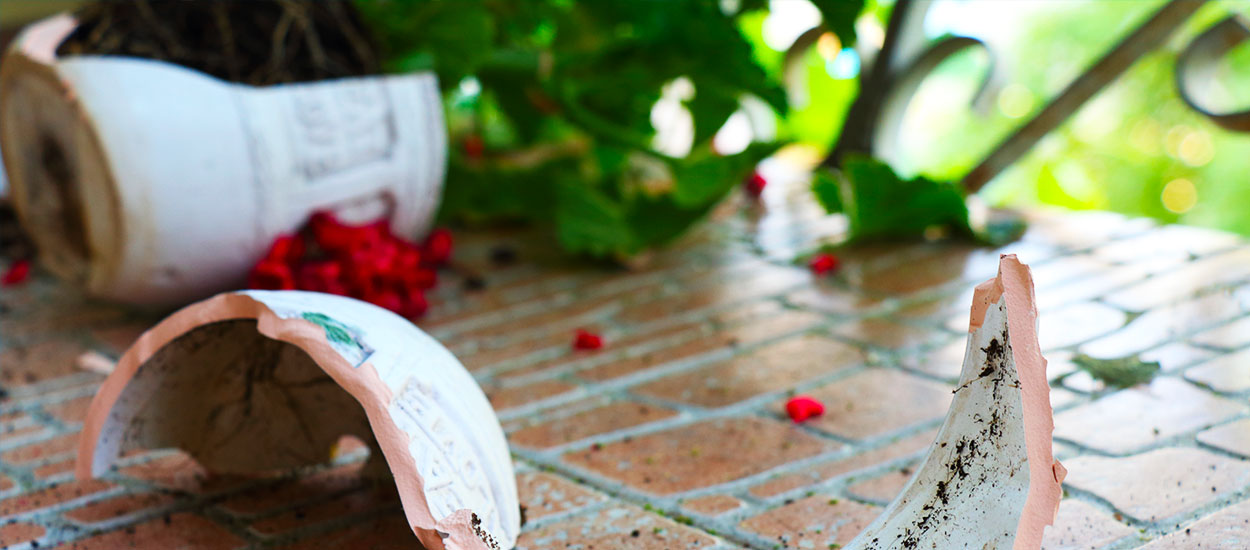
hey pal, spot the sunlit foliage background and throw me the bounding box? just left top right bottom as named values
left=746, top=0, right=1250, bottom=236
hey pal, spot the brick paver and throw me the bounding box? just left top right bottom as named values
left=3, top=205, right=1250, bottom=548
left=739, top=495, right=878, bottom=549
left=1040, top=499, right=1135, bottom=550
left=1053, top=378, right=1246, bottom=454
left=1063, top=447, right=1250, bottom=523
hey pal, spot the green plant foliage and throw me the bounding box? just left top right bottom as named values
left=1071, top=353, right=1161, bottom=389
left=357, top=0, right=862, bottom=259
left=887, top=1, right=1250, bottom=239
left=824, top=155, right=973, bottom=242
left=811, top=169, right=843, bottom=213
left=810, top=0, right=866, bottom=47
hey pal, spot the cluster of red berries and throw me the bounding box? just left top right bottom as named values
left=248, top=212, right=452, bottom=319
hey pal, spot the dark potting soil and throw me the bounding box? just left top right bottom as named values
left=0, top=201, right=35, bottom=261
left=57, top=0, right=380, bottom=86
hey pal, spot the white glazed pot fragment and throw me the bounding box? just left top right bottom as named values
left=76, top=290, right=518, bottom=550
left=842, top=255, right=1065, bottom=550
left=0, top=15, right=446, bottom=306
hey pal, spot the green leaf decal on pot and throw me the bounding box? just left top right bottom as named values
left=302, top=312, right=373, bottom=367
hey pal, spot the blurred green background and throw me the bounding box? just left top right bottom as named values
left=746, top=0, right=1250, bottom=236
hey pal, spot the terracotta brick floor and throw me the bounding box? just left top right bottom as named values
left=2, top=191, right=1249, bottom=549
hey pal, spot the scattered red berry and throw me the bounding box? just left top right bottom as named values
left=785, top=395, right=825, bottom=423
left=463, top=134, right=485, bottom=159
left=247, top=211, right=458, bottom=319
left=808, top=253, right=840, bottom=275
left=2, top=259, right=31, bottom=286
left=744, top=171, right=767, bottom=198
left=573, top=329, right=603, bottom=350
left=423, top=228, right=454, bottom=266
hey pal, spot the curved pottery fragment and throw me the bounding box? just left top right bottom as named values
left=0, top=15, right=446, bottom=305
left=843, top=255, right=1065, bottom=550
left=76, top=291, right=519, bottom=550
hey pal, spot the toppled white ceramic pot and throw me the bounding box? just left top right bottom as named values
left=0, top=15, right=446, bottom=306
left=76, top=290, right=519, bottom=550
left=843, top=255, right=1065, bottom=550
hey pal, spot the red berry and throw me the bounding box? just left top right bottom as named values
left=808, top=253, right=840, bottom=275
left=785, top=395, right=825, bottom=423
left=265, top=234, right=305, bottom=265
left=573, top=329, right=603, bottom=350
left=1, top=259, right=31, bottom=286
left=310, top=212, right=389, bottom=254
left=248, top=260, right=296, bottom=290
left=393, top=243, right=423, bottom=273
left=321, top=280, right=351, bottom=296
left=365, top=288, right=404, bottom=314
left=402, top=268, right=438, bottom=290
left=295, top=260, right=343, bottom=293
left=254, top=213, right=450, bottom=312
left=463, top=134, right=485, bottom=159
left=423, top=228, right=453, bottom=266
left=399, top=288, right=429, bottom=318
left=745, top=171, right=767, bottom=198
left=309, top=211, right=347, bottom=251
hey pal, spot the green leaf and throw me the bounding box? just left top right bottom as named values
left=686, top=86, right=740, bottom=146
left=672, top=143, right=778, bottom=208
left=367, top=0, right=791, bottom=260
left=555, top=180, right=637, bottom=256
left=838, top=155, right=972, bottom=242
left=356, top=0, right=495, bottom=89
left=625, top=195, right=712, bottom=249
left=1071, top=353, right=1161, bottom=389
left=811, top=169, right=843, bottom=213
left=809, top=0, right=866, bottom=46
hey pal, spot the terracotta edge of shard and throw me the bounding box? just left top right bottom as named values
left=971, top=254, right=1066, bottom=549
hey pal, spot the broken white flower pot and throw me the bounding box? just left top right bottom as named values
left=76, top=290, right=518, bottom=550
left=843, top=255, right=1066, bottom=550
left=0, top=15, right=446, bottom=306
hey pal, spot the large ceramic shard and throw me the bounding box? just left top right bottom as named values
left=77, top=291, right=519, bottom=550
left=843, top=255, right=1065, bottom=550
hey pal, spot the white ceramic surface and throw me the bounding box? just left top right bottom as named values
left=0, top=15, right=447, bottom=305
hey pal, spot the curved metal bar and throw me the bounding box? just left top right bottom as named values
left=782, top=25, right=827, bottom=107
left=825, top=0, right=923, bottom=167
left=1176, top=15, right=1250, bottom=132
left=872, top=35, right=997, bottom=164
left=961, top=0, right=1204, bottom=192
